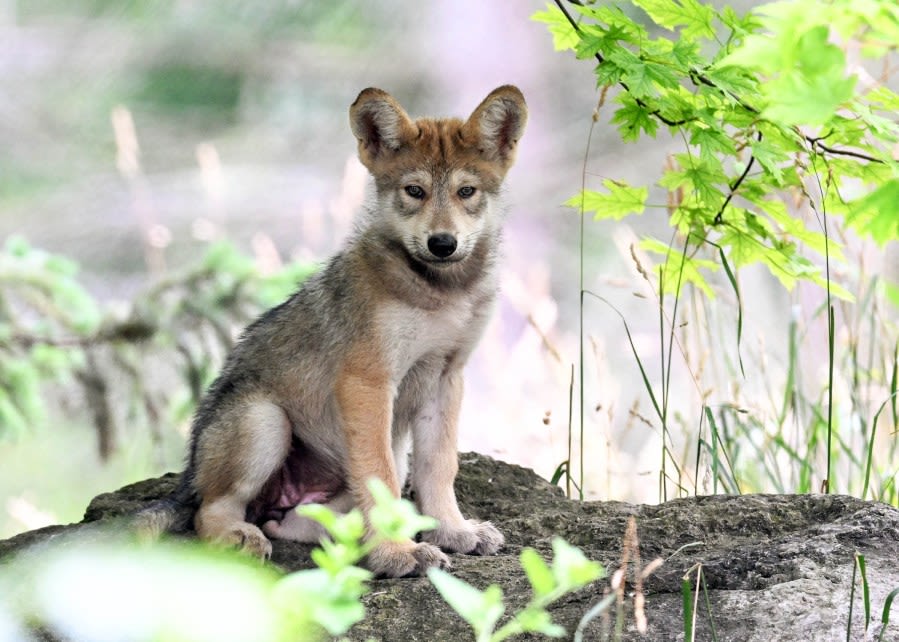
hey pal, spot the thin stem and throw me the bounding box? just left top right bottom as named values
left=713, top=131, right=762, bottom=225
left=575, top=99, right=602, bottom=501
left=808, top=147, right=835, bottom=493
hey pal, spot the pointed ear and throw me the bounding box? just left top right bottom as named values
left=462, top=85, right=527, bottom=167
left=349, top=88, right=417, bottom=169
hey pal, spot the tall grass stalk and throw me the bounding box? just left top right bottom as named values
left=655, top=233, right=690, bottom=501
left=573, top=97, right=605, bottom=501
left=808, top=155, right=836, bottom=493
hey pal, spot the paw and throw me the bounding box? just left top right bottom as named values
left=423, top=519, right=505, bottom=556
left=218, top=522, right=273, bottom=561
left=262, top=514, right=326, bottom=543
left=366, top=540, right=450, bottom=578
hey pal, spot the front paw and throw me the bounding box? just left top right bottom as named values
left=423, top=519, right=504, bottom=556
left=366, top=540, right=450, bottom=578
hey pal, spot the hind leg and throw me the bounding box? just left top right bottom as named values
left=193, top=397, right=291, bottom=560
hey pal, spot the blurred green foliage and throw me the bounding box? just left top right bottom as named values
left=0, top=236, right=316, bottom=456
left=137, top=65, right=243, bottom=117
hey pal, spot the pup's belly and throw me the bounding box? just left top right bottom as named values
left=244, top=435, right=345, bottom=524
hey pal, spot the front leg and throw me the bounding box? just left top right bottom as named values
left=337, top=357, right=449, bottom=578
left=412, top=368, right=504, bottom=556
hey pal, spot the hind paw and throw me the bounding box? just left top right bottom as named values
left=218, top=523, right=273, bottom=561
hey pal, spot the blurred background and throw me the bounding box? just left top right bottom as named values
left=1, top=0, right=896, bottom=539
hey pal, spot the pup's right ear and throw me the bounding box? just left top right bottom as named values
left=462, top=85, right=527, bottom=170
left=349, top=88, right=417, bottom=169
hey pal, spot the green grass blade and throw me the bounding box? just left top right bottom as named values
left=848, top=554, right=858, bottom=642
left=703, top=406, right=741, bottom=494
left=584, top=291, right=663, bottom=422
left=682, top=576, right=694, bottom=642
left=694, top=411, right=705, bottom=496
left=706, top=407, right=719, bottom=494
left=826, top=304, right=835, bottom=494
left=857, top=553, right=871, bottom=633
left=778, top=311, right=799, bottom=427
left=891, top=342, right=898, bottom=431
left=550, top=460, right=569, bottom=487
left=716, top=243, right=745, bottom=378
left=879, top=587, right=899, bottom=642
left=700, top=569, right=719, bottom=642
left=862, top=392, right=899, bottom=500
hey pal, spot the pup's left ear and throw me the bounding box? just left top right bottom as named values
left=462, top=85, right=528, bottom=168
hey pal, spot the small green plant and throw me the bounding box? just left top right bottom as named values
left=428, top=537, right=605, bottom=641
left=274, top=478, right=438, bottom=638
left=283, top=479, right=439, bottom=636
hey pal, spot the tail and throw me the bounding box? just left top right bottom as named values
left=132, top=481, right=197, bottom=540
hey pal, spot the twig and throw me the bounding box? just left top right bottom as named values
left=810, top=141, right=883, bottom=163
left=8, top=319, right=157, bottom=350
left=713, top=131, right=762, bottom=225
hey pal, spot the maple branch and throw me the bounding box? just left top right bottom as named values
left=808, top=140, right=884, bottom=163
left=556, top=0, right=887, bottom=166
left=553, top=0, right=695, bottom=127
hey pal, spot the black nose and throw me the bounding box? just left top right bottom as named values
left=427, top=233, right=457, bottom=259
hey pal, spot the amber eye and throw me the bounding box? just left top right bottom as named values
left=404, top=185, right=425, bottom=199
left=458, top=186, right=476, bottom=199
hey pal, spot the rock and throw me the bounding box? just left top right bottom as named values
left=1, top=453, right=898, bottom=641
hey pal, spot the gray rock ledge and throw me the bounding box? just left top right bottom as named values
left=1, top=453, right=897, bottom=641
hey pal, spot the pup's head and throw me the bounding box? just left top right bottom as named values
left=349, top=86, right=527, bottom=268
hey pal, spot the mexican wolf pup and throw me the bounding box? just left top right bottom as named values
left=138, top=85, right=527, bottom=578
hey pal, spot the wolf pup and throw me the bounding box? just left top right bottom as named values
left=137, top=85, right=527, bottom=578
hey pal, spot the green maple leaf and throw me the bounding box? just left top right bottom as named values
left=612, top=96, right=659, bottom=141
left=633, top=0, right=716, bottom=40
left=846, top=179, right=899, bottom=245
left=609, top=49, right=654, bottom=97
left=762, top=73, right=856, bottom=126
left=750, top=136, right=790, bottom=184
left=661, top=154, right=727, bottom=206
left=640, top=237, right=719, bottom=298
left=565, top=180, right=649, bottom=220
left=690, top=126, right=737, bottom=161
left=531, top=4, right=579, bottom=51
left=867, top=86, right=899, bottom=111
